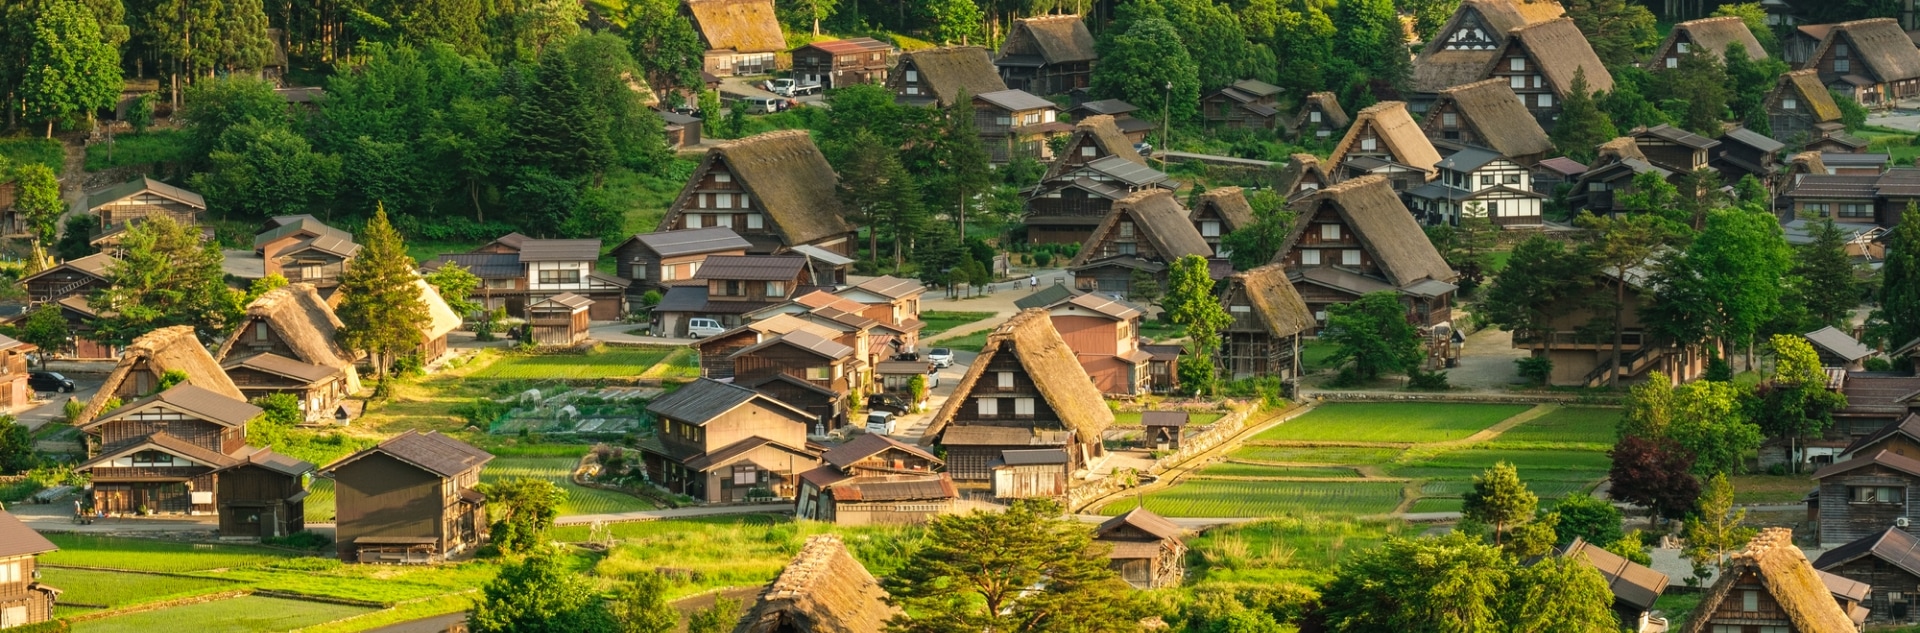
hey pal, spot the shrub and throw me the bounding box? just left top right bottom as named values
left=1406, top=369, right=1450, bottom=391
left=263, top=531, right=333, bottom=550
left=1865, top=356, right=1893, bottom=372
left=640, top=290, right=663, bottom=307
left=1515, top=356, right=1554, bottom=386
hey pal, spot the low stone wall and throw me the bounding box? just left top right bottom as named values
left=1305, top=391, right=1622, bottom=405
left=1069, top=403, right=1297, bottom=511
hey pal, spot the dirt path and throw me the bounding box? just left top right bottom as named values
left=57, top=135, right=87, bottom=219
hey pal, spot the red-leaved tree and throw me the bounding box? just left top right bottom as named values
left=1608, top=435, right=1702, bottom=523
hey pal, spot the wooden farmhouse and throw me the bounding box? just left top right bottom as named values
left=1568, top=138, right=1673, bottom=214
left=1804, top=18, right=1920, bottom=107
left=1066, top=189, right=1214, bottom=299
left=924, top=309, right=1113, bottom=494
left=1421, top=78, right=1554, bottom=166
left=609, top=227, right=752, bottom=294
left=1506, top=260, right=1708, bottom=386
left=1096, top=508, right=1186, bottom=590
left=683, top=0, right=783, bottom=77
left=1769, top=70, right=1847, bottom=146
left=654, top=254, right=814, bottom=337
left=526, top=293, right=592, bottom=346
left=1409, top=0, right=1565, bottom=98
left=1218, top=263, right=1315, bottom=381
left=1275, top=154, right=1332, bottom=199
left=1480, top=18, right=1614, bottom=129
left=832, top=276, right=926, bottom=350
left=1191, top=187, right=1256, bottom=257
left=1531, top=156, right=1588, bottom=196
left=75, top=383, right=314, bottom=538
left=1786, top=23, right=1832, bottom=65
left=77, top=325, right=248, bottom=423
left=1274, top=176, right=1459, bottom=333
left=1834, top=373, right=1920, bottom=441
left=425, top=236, right=627, bottom=320
left=662, top=110, right=702, bottom=148
left=0, top=511, right=60, bottom=629
left=1806, top=326, right=1877, bottom=370
left=795, top=433, right=957, bottom=525
left=1406, top=146, right=1546, bottom=227
left=1715, top=127, right=1787, bottom=189
left=995, top=14, right=1097, bottom=96
left=1025, top=115, right=1167, bottom=245
left=1328, top=101, right=1443, bottom=191
left=639, top=378, right=823, bottom=503
left=254, top=215, right=359, bottom=295
left=20, top=252, right=113, bottom=306
left=693, top=313, right=850, bottom=378
left=1067, top=99, right=1155, bottom=143
left=1559, top=538, right=1669, bottom=633
left=1648, top=16, right=1767, bottom=72
left=1817, top=526, right=1920, bottom=624
left=735, top=534, right=894, bottom=633
left=1630, top=124, right=1720, bottom=176
left=1025, top=290, right=1150, bottom=395
left=1201, top=79, right=1284, bottom=130
left=973, top=89, right=1068, bottom=163
left=85, top=176, right=205, bottom=237
left=890, top=46, right=1007, bottom=107
left=1683, top=528, right=1862, bottom=633
left=214, top=283, right=362, bottom=421
left=658, top=131, right=856, bottom=256
left=788, top=37, right=892, bottom=89
left=321, top=431, right=492, bottom=563
left=1813, top=449, right=1920, bottom=545
left=1290, top=92, right=1350, bottom=141
left=729, top=330, right=858, bottom=430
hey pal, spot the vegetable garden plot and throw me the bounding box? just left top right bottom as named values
left=482, top=456, right=657, bottom=516
left=487, top=386, right=661, bottom=435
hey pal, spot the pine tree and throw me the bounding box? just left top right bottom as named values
left=336, top=206, right=431, bottom=379
left=1655, top=51, right=1732, bottom=136
left=1682, top=473, right=1754, bottom=576
left=1790, top=219, right=1860, bottom=330
left=1461, top=462, right=1538, bottom=545
left=510, top=47, right=614, bottom=181
left=210, top=0, right=272, bottom=72
left=1552, top=68, right=1618, bottom=164
left=1872, top=204, right=1920, bottom=355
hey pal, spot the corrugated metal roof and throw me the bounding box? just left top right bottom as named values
left=647, top=378, right=759, bottom=424
left=517, top=239, right=602, bottom=262
left=1060, top=293, right=1143, bottom=321
left=0, top=511, right=56, bottom=558
left=976, top=89, right=1058, bottom=112
left=788, top=244, right=855, bottom=267
left=427, top=253, right=523, bottom=278
left=86, top=176, right=205, bottom=210
left=1814, top=527, right=1920, bottom=580
left=729, top=329, right=853, bottom=360
left=693, top=255, right=808, bottom=281
left=1086, top=155, right=1169, bottom=186
left=1721, top=126, right=1786, bottom=153
left=338, top=430, right=493, bottom=478
left=1140, top=411, right=1187, bottom=427
left=532, top=292, right=593, bottom=311
left=822, top=433, right=941, bottom=469
left=800, top=37, right=893, bottom=55
left=1437, top=146, right=1503, bottom=172
left=999, top=448, right=1069, bottom=465
left=1071, top=99, right=1138, bottom=116
left=94, top=384, right=263, bottom=428
left=1633, top=124, right=1720, bottom=150
left=1563, top=538, right=1668, bottom=611
left=224, top=352, right=341, bottom=384
left=828, top=476, right=956, bottom=502
left=1805, top=326, right=1875, bottom=361
left=631, top=227, right=753, bottom=257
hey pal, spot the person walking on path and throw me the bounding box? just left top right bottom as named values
left=1029, top=275, right=1038, bottom=292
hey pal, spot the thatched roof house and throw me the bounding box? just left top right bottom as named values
left=1281, top=176, right=1456, bottom=287
left=1807, top=18, right=1920, bottom=96
left=414, top=278, right=464, bottom=363
left=1650, top=16, right=1768, bottom=71
left=928, top=309, right=1113, bottom=441
left=1274, top=154, right=1331, bottom=199
left=1329, top=101, right=1443, bottom=180
left=1411, top=0, right=1565, bottom=93
left=1219, top=263, right=1315, bottom=380
left=1001, top=14, right=1096, bottom=65
left=216, top=284, right=363, bottom=392
left=1068, top=189, right=1213, bottom=268
left=891, top=46, right=1008, bottom=107
left=1290, top=92, right=1350, bottom=140
left=1425, top=78, right=1554, bottom=164
left=735, top=534, right=892, bottom=633
left=1769, top=70, right=1845, bottom=145
left=685, top=0, right=785, bottom=57
left=1683, top=528, right=1858, bottom=633
left=925, top=309, right=1114, bottom=484
left=1193, top=187, right=1256, bottom=241
left=659, top=131, right=855, bottom=255
left=1044, top=115, right=1145, bottom=180
left=79, top=325, right=243, bottom=425
left=1494, top=18, right=1616, bottom=97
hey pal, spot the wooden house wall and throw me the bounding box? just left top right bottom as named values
left=1854, top=435, right=1920, bottom=461
left=1052, top=314, right=1122, bottom=357
left=1634, top=139, right=1709, bottom=173
left=217, top=464, right=305, bottom=537
left=993, top=463, right=1068, bottom=498
left=733, top=345, right=850, bottom=395
left=25, top=272, right=105, bottom=305
left=750, top=380, right=840, bottom=429
left=844, top=449, right=942, bottom=476
left=682, top=400, right=810, bottom=457
left=1700, top=572, right=1795, bottom=627
left=1823, top=556, right=1920, bottom=623
left=1201, top=97, right=1275, bottom=129
left=1191, top=204, right=1231, bottom=251
left=230, top=319, right=302, bottom=360
left=667, top=159, right=782, bottom=253
left=331, top=452, right=445, bottom=561
left=1294, top=103, right=1342, bottom=140
left=1810, top=32, right=1920, bottom=104
left=97, top=416, right=237, bottom=454
left=1084, top=210, right=1172, bottom=262
left=706, top=269, right=806, bottom=306
left=1485, top=41, right=1562, bottom=127
left=270, top=250, right=349, bottom=287
left=1072, top=263, right=1146, bottom=298
left=94, top=194, right=200, bottom=228
left=694, top=443, right=815, bottom=503
left=0, top=553, right=54, bottom=628
left=790, top=48, right=888, bottom=89
left=1276, top=206, right=1381, bottom=277
left=951, top=346, right=1067, bottom=430
left=828, top=499, right=952, bottom=526
left=1767, top=88, right=1827, bottom=146
left=1818, top=461, right=1920, bottom=544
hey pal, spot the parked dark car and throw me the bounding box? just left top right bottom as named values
left=867, top=394, right=910, bottom=415
left=29, top=371, right=74, bottom=393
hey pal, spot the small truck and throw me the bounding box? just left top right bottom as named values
left=764, top=78, right=822, bottom=97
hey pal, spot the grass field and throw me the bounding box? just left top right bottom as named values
left=38, top=569, right=236, bottom=607
left=1112, top=411, right=1226, bottom=427
left=1493, top=407, right=1621, bottom=445
left=1189, top=516, right=1410, bottom=585
left=1729, top=473, right=1818, bottom=505
left=1196, top=462, right=1361, bottom=478
left=919, top=311, right=995, bottom=337
left=305, top=478, right=337, bottom=522
left=73, top=595, right=373, bottom=633
left=936, top=330, right=992, bottom=352
left=1096, top=480, right=1404, bottom=517
left=85, top=130, right=192, bottom=171
left=483, top=455, right=658, bottom=516
left=468, top=347, right=676, bottom=379
left=40, top=535, right=299, bottom=571
left=217, top=559, right=501, bottom=604
left=577, top=515, right=919, bottom=600
left=1252, top=403, right=1534, bottom=443
left=1230, top=445, right=1402, bottom=464
left=1300, top=338, right=1341, bottom=371
left=0, top=137, right=64, bottom=172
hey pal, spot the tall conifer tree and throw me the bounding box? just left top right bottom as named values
left=336, top=205, right=430, bottom=379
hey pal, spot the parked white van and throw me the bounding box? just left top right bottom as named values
left=687, top=318, right=726, bottom=338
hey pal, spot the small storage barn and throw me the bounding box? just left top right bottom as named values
left=1141, top=411, right=1187, bottom=449
left=528, top=292, right=592, bottom=346
left=735, top=534, right=894, bottom=633
left=991, top=448, right=1070, bottom=500
left=1095, top=507, right=1187, bottom=589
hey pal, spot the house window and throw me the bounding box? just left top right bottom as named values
left=746, top=214, right=764, bottom=229
left=1119, top=221, right=1135, bottom=238
left=766, top=281, right=786, bottom=295
left=1510, top=76, right=1526, bottom=89
left=1537, top=93, right=1553, bottom=108
left=1485, top=201, right=1499, bottom=215
left=539, top=269, right=582, bottom=284
left=1118, top=242, right=1137, bottom=255
left=1742, top=590, right=1759, bottom=612
left=1677, top=42, right=1690, bottom=54
left=1589, top=182, right=1609, bottom=192
left=906, top=70, right=918, bottom=81
left=906, top=86, right=919, bottom=95
left=1310, top=111, right=1322, bottom=123
left=996, top=116, right=1012, bottom=126
left=1082, top=145, right=1096, bottom=157
left=1784, top=97, right=1799, bottom=110
left=1804, top=202, right=1830, bottom=217
left=1302, top=249, right=1321, bottom=265
left=997, top=371, right=1014, bottom=389
left=715, top=173, right=731, bottom=183
left=1015, top=398, right=1035, bottom=416
left=131, top=450, right=176, bottom=467
left=1230, top=305, right=1251, bottom=313
left=1837, top=44, right=1850, bottom=57
left=1360, top=138, right=1377, bottom=151
left=255, top=325, right=269, bottom=341
left=977, top=398, right=999, bottom=416
left=806, top=366, right=829, bottom=380
left=1320, top=224, right=1341, bottom=240
left=1504, top=174, right=1521, bottom=185
left=1342, top=250, right=1361, bottom=266
left=686, top=213, right=703, bottom=229
left=1509, top=57, right=1524, bottom=71
left=1851, top=485, right=1903, bottom=503
left=1201, top=221, right=1220, bottom=237
left=1441, top=112, right=1457, bottom=127
left=1666, top=56, right=1677, bottom=68
left=716, top=193, right=733, bottom=209
left=723, top=280, right=743, bottom=296
left=732, top=466, right=758, bottom=486
left=0, top=561, right=16, bottom=583
left=1841, top=203, right=1873, bottom=218
left=1836, top=59, right=1851, bottom=73
left=1480, top=175, right=1495, bottom=186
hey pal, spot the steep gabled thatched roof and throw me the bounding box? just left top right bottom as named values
left=215, top=284, right=362, bottom=392
left=1044, top=115, right=1144, bottom=179
left=1001, top=14, right=1096, bottom=64
left=685, top=0, right=785, bottom=54
left=663, top=131, right=853, bottom=248
left=1432, top=79, right=1553, bottom=160
left=924, top=309, right=1114, bottom=444
left=1811, top=18, right=1920, bottom=83
left=1195, top=187, right=1256, bottom=233
left=736, top=534, right=892, bottom=633
left=1280, top=176, right=1456, bottom=286
left=1776, top=69, right=1844, bottom=124
left=1329, top=101, right=1442, bottom=178
left=1226, top=263, right=1315, bottom=338
left=1656, top=16, right=1767, bottom=66
left=898, top=47, right=1008, bottom=106
left=1502, top=18, right=1615, bottom=96
left=1068, top=190, right=1212, bottom=267
left=1412, top=0, right=1565, bottom=92
left=415, top=279, right=464, bottom=341
left=1595, top=137, right=1647, bottom=163
left=1682, top=528, right=1856, bottom=633
left=1274, top=154, right=1329, bottom=197
left=79, top=325, right=243, bottom=425
left=1297, top=92, right=1350, bottom=129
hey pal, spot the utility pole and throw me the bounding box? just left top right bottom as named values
left=1160, top=81, right=1171, bottom=170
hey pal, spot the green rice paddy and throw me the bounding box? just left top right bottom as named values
left=468, top=347, right=676, bottom=379
left=1252, top=403, right=1533, bottom=443
left=1097, top=480, right=1405, bottom=517
left=72, top=595, right=373, bottom=633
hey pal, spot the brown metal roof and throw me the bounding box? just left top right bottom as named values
left=847, top=276, right=925, bottom=300
left=729, top=329, right=853, bottom=360
left=1059, top=293, right=1144, bottom=321
left=1877, top=167, right=1920, bottom=197
left=89, top=384, right=263, bottom=430
left=531, top=292, right=593, bottom=311
left=648, top=378, right=812, bottom=425
left=798, top=37, right=892, bottom=55
left=0, top=511, right=57, bottom=558
left=822, top=433, right=942, bottom=469
left=516, top=239, right=602, bottom=262
left=322, top=430, right=492, bottom=478
left=241, top=447, right=316, bottom=477
left=625, top=227, right=754, bottom=257
left=827, top=475, right=957, bottom=502
left=1785, top=174, right=1881, bottom=199
left=1632, top=124, right=1721, bottom=150
left=80, top=431, right=243, bottom=471
left=223, top=352, right=342, bottom=384
left=693, top=255, right=808, bottom=281
left=1140, top=411, right=1188, bottom=427
left=1096, top=507, right=1185, bottom=541
left=1814, top=449, right=1920, bottom=480
left=1564, top=538, right=1668, bottom=611
left=1815, top=527, right=1920, bottom=580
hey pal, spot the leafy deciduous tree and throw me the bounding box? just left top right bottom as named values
left=1608, top=434, right=1702, bottom=522
left=20, top=0, right=122, bottom=136
left=11, top=164, right=64, bottom=244
left=1869, top=204, right=1920, bottom=353
left=1461, top=462, right=1537, bottom=545
left=88, top=215, right=243, bottom=345
left=1323, top=291, right=1423, bottom=382
left=469, top=552, right=616, bottom=633
left=1091, top=15, right=1200, bottom=125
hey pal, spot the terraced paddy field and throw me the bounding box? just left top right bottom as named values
left=1229, top=445, right=1402, bottom=464
left=39, top=569, right=237, bottom=607
left=1492, top=407, right=1621, bottom=445
left=1096, top=480, right=1405, bottom=517
left=482, top=455, right=659, bottom=516
left=40, top=535, right=299, bottom=571
left=1193, top=462, right=1362, bottom=478
left=73, top=595, right=373, bottom=633
left=1250, top=403, right=1533, bottom=443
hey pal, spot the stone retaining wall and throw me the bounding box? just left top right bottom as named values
left=1069, top=403, right=1296, bottom=511
left=1305, top=391, right=1622, bottom=405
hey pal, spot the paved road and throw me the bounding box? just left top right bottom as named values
left=15, top=377, right=101, bottom=431
left=367, top=613, right=466, bottom=633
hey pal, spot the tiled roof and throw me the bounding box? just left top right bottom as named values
left=693, top=255, right=808, bottom=281
left=0, top=511, right=56, bottom=558
left=516, top=239, right=602, bottom=262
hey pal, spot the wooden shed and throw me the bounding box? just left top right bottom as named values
left=991, top=449, right=1070, bottom=500
left=1815, top=526, right=1920, bottom=624
left=1141, top=411, right=1187, bottom=449
left=320, top=431, right=494, bottom=563
left=735, top=534, right=894, bottom=632
left=1094, top=507, right=1186, bottom=589
left=527, top=292, right=592, bottom=346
